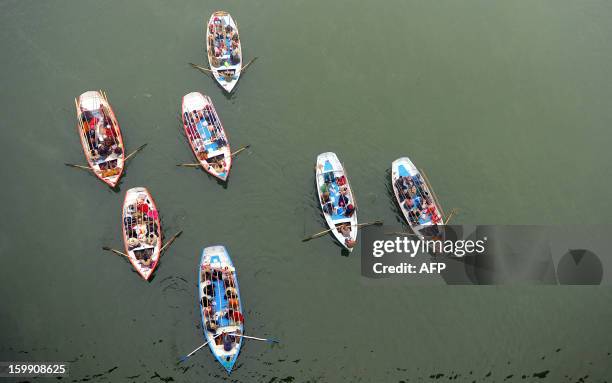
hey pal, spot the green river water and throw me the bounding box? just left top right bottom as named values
left=1, top=0, right=612, bottom=381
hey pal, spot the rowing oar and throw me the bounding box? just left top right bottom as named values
left=124, top=143, right=148, bottom=162
left=302, top=220, right=383, bottom=242
left=189, top=62, right=213, bottom=74
left=231, top=144, right=250, bottom=157
left=444, top=208, right=458, bottom=225
left=239, top=57, right=258, bottom=74
left=178, top=334, right=221, bottom=363
left=160, top=230, right=182, bottom=254
left=230, top=333, right=279, bottom=344
left=65, top=163, right=92, bottom=171
left=176, top=145, right=251, bottom=167
left=102, top=246, right=129, bottom=258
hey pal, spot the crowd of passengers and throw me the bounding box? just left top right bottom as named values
left=123, top=194, right=160, bottom=267
left=319, top=172, right=357, bottom=248
left=200, top=264, right=244, bottom=351
left=184, top=107, right=228, bottom=174
left=208, top=17, right=241, bottom=80
left=80, top=106, right=122, bottom=164
left=319, top=173, right=356, bottom=218
left=395, top=174, right=441, bottom=225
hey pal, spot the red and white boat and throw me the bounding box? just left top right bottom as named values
left=121, top=187, right=162, bottom=280
left=74, top=90, right=125, bottom=187
left=181, top=92, right=232, bottom=181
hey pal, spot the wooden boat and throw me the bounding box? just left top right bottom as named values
left=391, top=157, right=444, bottom=239
left=198, top=246, right=244, bottom=374
left=74, top=90, right=125, bottom=187
left=206, top=11, right=242, bottom=93
left=121, top=187, right=162, bottom=280
left=315, top=152, right=358, bottom=251
left=181, top=92, right=232, bottom=181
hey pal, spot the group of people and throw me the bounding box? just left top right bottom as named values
left=124, top=195, right=160, bottom=267
left=80, top=106, right=122, bottom=165
left=320, top=173, right=356, bottom=218
left=395, top=174, right=441, bottom=225
left=200, top=264, right=244, bottom=351
left=183, top=107, right=228, bottom=174
left=208, top=17, right=241, bottom=68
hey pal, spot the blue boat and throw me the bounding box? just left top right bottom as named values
left=198, top=246, right=244, bottom=373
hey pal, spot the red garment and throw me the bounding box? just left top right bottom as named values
left=231, top=311, right=244, bottom=323
left=137, top=202, right=149, bottom=214
left=337, top=175, right=347, bottom=186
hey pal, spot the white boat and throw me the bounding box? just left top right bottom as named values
left=315, top=152, right=358, bottom=251
left=206, top=11, right=242, bottom=93
left=181, top=92, right=232, bottom=181
left=198, top=246, right=244, bottom=373
left=391, top=157, right=444, bottom=239
left=121, top=187, right=162, bottom=280
left=75, top=90, right=125, bottom=187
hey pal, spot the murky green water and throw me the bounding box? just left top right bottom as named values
left=1, top=0, right=612, bottom=381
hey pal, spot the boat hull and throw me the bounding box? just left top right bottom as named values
left=198, top=246, right=244, bottom=373
left=75, top=90, right=125, bottom=187
left=391, top=157, right=443, bottom=239
left=181, top=92, right=232, bottom=181
left=315, top=152, right=358, bottom=251
left=121, top=187, right=162, bottom=280
left=206, top=11, right=243, bottom=93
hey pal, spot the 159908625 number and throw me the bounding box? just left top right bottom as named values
left=1, top=362, right=69, bottom=377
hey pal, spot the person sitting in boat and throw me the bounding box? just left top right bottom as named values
left=403, top=197, right=414, bottom=211
left=228, top=297, right=239, bottom=310
left=206, top=319, right=218, bottom=333
left=197, top=149, right=209, bottom=161
left=336, top=175, right=347, bottom=186
left=214, top=136, right=227, bottom=147
left=226, top=309, right=244, bottom=324
left=344, top=204, right=355, bottom=217
left=222, top=332, right=236, bottom=351
left=225, top=286, right=238, bottom=299
left=323, top=171, right=334, bottom=183
left=338, top=223, right=351, bottom=238
left=321, top=192, right=334, bottom=214
left=338, top=193, right=349, bottom=208
left=345, top=238, right=356, bottom=248
left=212, top=158, right=226, bottom=174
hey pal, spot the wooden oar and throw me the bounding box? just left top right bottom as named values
left=302, top=220, right=383, bottom=242
left=65, top=163, right=92, bottom=171
left=160, top=230, right=182, bottom=254
left=444, top=208, right=458, bottom=225
left=102, top=246, right=129, bottom=258
left=189, top=62, right=213, bottom=74
left=176, top=145, right=251, bottom=167
left=178, top=334, right=221, bottom=363
left=124, top=143, right=147, bottom=162
left=239, top=57, right=258, bottom=74
left=231, top=144, right=250, bottom=157
left=229, top=333, right=279, bottom=344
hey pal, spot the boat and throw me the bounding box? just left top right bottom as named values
left=121, top=187, right=162, bottom=280
left=206, top=11, right=243, bottom=93
left=315, top=152, right=358, bottom=251
left=198, top=246, right=244, bottom=374
left=391, top=157, right=445, bottom=239
left=181, top=92, right=232, bottom=181
left=74, top=90, right=125, bottom=187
